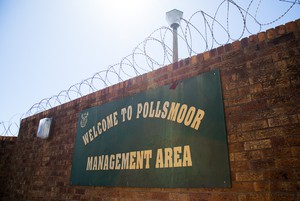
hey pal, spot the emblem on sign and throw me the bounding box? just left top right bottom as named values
left=80, top=112, right=89, bottom=128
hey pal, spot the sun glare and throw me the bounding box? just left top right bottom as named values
left=99, top=0, right=146, bottom=23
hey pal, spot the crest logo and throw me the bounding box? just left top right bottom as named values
left=80, top=112, right=89, bottom=128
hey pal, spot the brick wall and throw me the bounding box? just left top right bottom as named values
left=1, top=19, right=299, bottom=201
left=0, top=137, right=17, bottom=198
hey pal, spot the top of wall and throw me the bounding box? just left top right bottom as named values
left=189, top=19, right=300, bottom=66
left=0, top=136, right=17, bottom=142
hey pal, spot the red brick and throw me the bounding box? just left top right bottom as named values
left=217, top=45, right=225, bottom=55
left=296, top=19, right=300, bottom=29
left=275, top=158, right=300, bottom=168
left=225, top=95, right=252, bottom=107
left=276, top=25, right=287, bottom=35
left=229, top=142, right=245, bottom=152
left=267, top=114, right=299, bottom=128
left=262, top=147, right=293, bottom=160
left=232, top=41, right=241, bottom=50
left=251, top=89, right=279, bottom=100
left=196, top=53, right=204, bottom=62
left=190, top=55, right=198, bottom=65
left=203, top=51, right=210, bottom=60
left=267, top=28, right=276, bottom=40
left=233, top=150, right=263, bottom=162
left=74, top=188, right=85, bottom=195
left=152, top=192, right=169, bottom=200
left=232, top=181, right=255, bottom=191
left=242, top=120, right=269, bottom=132
left=285, top=21, right=297, bottom=33
left=249, top=159, right=274, bottom=171
left=254, top=181, right=300, bottom=192
left=258, top=32, right=266, bottom=42
left=169, top=193, right=189, bottom=201
left=291, top=147, right=300, bottom=157
left=241, top=38, right=249, bottom=48
left=269, top=193, right=296, bottom=201
left=249, top=34, right=258, bottom=44
left=224, top=43, right=232, bottom=52
left=237, top=193, right=265, bottom=201
left=244, top=139, right=272, bottom=151
left=190, top=193, right=237, bottom=201
left=236, top=172, right=264, bottom=181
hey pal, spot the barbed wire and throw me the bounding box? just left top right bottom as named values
left=1, top=0, right=299, bottom=136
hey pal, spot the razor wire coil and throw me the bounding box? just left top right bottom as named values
left=1, top=0, right=299, bottom=136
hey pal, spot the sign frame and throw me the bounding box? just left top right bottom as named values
left=70, top=69, right=231, bottom=188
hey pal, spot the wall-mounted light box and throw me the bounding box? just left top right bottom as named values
left=37, top=118, right=52, bottom=139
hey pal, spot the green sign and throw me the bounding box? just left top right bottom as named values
left=70, top=69, right=231, bottom=188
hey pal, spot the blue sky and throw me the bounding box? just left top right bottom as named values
left=0, top=0, right=299, bottom=135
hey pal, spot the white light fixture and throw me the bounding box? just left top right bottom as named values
left=166, top=9, right=183, bottom=63
left=166, top=9, right=183, bottom=29
left=37, top=118, right=52, bottom=139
